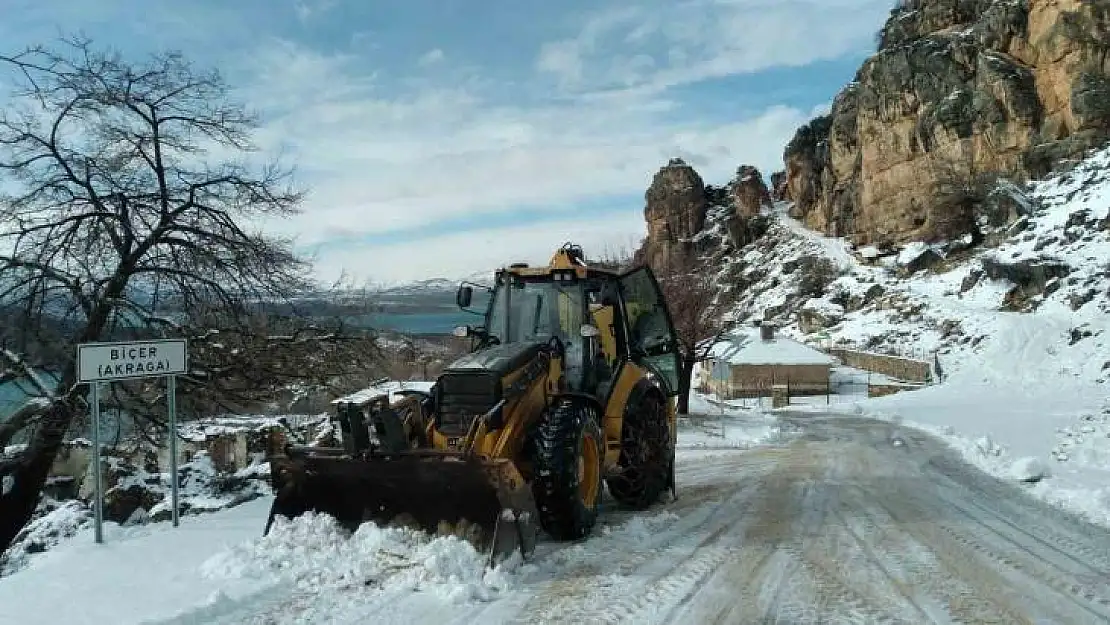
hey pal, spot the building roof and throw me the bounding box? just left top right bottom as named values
left=708, top=330, right=836, bottom=366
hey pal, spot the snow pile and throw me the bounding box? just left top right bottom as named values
left=201, top=511, right=516, bottom=606
left=0, top=498, right=92, bottom=577
left=0, top=498, right=277, bottom=625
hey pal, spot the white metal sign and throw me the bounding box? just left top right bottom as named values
left=77, top=339, right=187, bottom=383
left=77, top=339, right=188, bottom=543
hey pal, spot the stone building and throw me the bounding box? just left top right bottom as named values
left=700, top=325, right=835, bottom=398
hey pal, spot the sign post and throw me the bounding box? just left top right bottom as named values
left=89, top=381, right=103, bottom=543
left=77, top=339, right=188, bottom=543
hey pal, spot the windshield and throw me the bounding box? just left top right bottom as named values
left=486, top=278, right=584, bottom=345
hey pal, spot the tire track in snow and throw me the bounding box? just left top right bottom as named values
left=507, top=481, right=767, bottom=624
left=151, top=415, right=1110, bottom=625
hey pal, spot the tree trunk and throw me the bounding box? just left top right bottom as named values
left=0, top=396, right=77, bottom=553
left=0, top=304, right=110, bottom=555
left=677, top=355, right=696, bottom=415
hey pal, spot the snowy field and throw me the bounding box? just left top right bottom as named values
left=4, top=408, right=1110, bottom=624
left=0, top=406, right=786, bottom=625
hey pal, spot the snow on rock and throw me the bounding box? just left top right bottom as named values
left=177, top=412, right=329, bottom=444
left=1006, top=457, right=1052, bottom=484
left=896, top=241, right=932, bottom=265
left=0, top=498, right=92, bottom=577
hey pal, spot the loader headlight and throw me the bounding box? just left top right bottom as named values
left=552, top=270, right=576, bottom=282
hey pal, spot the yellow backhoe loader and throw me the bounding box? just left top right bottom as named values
left=264, top=243, right=682, bottom=566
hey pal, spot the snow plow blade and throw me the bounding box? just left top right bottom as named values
left=265, top=448, right=538, bottom=567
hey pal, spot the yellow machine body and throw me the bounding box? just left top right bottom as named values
left=267, top=244, right=682, bottom=566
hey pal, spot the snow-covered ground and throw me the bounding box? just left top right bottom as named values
left=679, top=395, right=788, bottom=449
left=6, top=409, right=1110, bottom=624
left=0, top=403, right=786, bottom=625
left=743, top=145, right=1110, bottom=531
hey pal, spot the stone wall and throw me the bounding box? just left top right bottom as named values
left=829, top=348, right=932, bottom=383
left=868, top=383, right=918, bottom=398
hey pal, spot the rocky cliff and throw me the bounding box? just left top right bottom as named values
left=784, top=0, right=1110, bottom=249
left=637, top=160, right=773, bottom=270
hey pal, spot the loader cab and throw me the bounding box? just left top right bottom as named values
left=456, top=262, right=681, bottom=400
left=479, top=271, right=602, bottom=394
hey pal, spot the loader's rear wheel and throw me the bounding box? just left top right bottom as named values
left=531, top=398, right=603, bottom=541
left=606, top=388, right=671, bottom=510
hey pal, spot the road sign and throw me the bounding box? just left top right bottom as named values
left=77, top=339, right=187, bottom=383
left=77, top=339, right=188, bottom=544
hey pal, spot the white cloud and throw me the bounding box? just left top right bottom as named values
left=313, top=212, right=648, bottom=287
left=293, top=0, right=335, bottom=22
left=217, top=1, right=889, bottom=283
left=418, top=48, right=445, bottom=66
left=535, top=0, right=891, bottom=97
left=238, top=40, right=817, bottom=250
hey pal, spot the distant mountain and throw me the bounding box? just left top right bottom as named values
left=380, top=270, right=494, bottom=296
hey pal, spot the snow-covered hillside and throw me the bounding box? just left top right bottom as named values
left=706, top=145, right=1110, bottom=528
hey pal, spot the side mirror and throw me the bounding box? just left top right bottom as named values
left=452, top=325, right=470, bottom=338
left=456, top=285, right=473, bottom=308
left=579, top=324, right=600, bottom=338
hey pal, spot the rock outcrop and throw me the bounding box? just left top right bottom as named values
left=784, top=0, right=1110, bottom=248
left=730, top=165, right=774, bottom=217
left=639, top=158, right=709, bottom=269
left=638, top=161, right=773, bottom=269
left=770, top=171, right=788, bottom=201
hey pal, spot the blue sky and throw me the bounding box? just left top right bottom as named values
left=1, top=0, right=894, bottom=285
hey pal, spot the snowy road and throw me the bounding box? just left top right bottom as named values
left=162, top=414, right=1110, bottom=625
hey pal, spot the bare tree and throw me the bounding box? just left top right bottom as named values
left=601, top=242, right=738, bottom=415
left=0, top=36, right=319, bottom=553
left=653, top=256, right=739, bottom=414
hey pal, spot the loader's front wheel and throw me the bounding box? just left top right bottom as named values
left=531, top=398, right=603, bottom=541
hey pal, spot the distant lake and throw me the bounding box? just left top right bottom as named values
left=0, top=378, right=31, bottom=420
left=353, top=311, right=480, bottom=335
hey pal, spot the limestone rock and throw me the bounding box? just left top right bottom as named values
left=729, top=165, right=773, bottom=218
left=637, top=160, right=774, bottom=271
left=770, top=171, right=787, bottom=201
left=783, top=0, right=1110, bottom=248
left=639, top=158, right=708, bottom=269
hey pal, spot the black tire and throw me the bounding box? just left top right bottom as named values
left=530, top=397, right=604, bottom=541
left=606, top=387, right=672, bottom=509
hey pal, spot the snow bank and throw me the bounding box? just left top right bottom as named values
left=0, top=450, right=273, bottom=578
left=0, top=498, right=276, bottom=625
